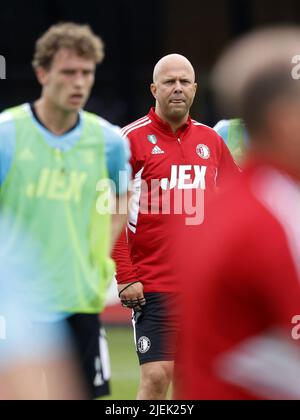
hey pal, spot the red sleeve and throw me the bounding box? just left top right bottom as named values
left=112, top=229, right=138, bottom=285
left=217, top=136, right=241, bottom=188
left=111, top=129, right=140, bottom=285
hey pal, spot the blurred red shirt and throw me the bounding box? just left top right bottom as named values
left=175, top=161, right=300, bottom=400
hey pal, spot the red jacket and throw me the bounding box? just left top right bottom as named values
left=176, top=162, right=300, bottom=400
left=113, top=108, right=238, bottom=292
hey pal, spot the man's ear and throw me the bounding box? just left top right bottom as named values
left=35, top=67, right=49, bottom=86
left=150, top=83, right=157, bottom=99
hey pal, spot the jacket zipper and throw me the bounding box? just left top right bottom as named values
left=177, top=137, right=186, bottom=160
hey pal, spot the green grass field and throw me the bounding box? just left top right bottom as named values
left=104, top=326, right=139, bottom=400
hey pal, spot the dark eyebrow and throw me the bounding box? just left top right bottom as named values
left=60, top=68, right=94, bottom=74
left=60, top=69, right=76, bottom=73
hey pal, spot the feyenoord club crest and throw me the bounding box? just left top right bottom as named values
left=138, top=336, right=151, bottom=354
left=147, top=134, right=157, bottom=145
left=196, top=144, right=210, bottom=160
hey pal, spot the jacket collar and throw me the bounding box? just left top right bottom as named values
left=148, top=107, right=192, bottom=136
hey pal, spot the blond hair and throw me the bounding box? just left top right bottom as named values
left=32, top=22, right=104, bottom=70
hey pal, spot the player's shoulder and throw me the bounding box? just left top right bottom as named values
left=250, top=165, right=300, bottom=224
left=97, top=115, right=123, bottom=138
left=91, top=114, right=131, bottom=158
left=0, top=104, right=34, bottom=147
left=0, top=105, right=21, bottom=138
left=214, top=118, right=244, bottom=134
left=0, top=110, right=14, bottom=128
left=225, top=166, right=296, bottom=232
left=213, top=119, right=230, bottom=132
left=0, top=103, right=31, bottom=126
left=121, top=115, right=152, bottom=139
left=213, top=120, right=232, bottom=145
left=83, top=110, right=118, bottom=133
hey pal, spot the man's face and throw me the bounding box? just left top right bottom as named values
left=151, top=63, right=197, bottom=121
left=37, top=48, right=96, bottom=112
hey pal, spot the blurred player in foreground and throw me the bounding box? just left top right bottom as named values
left=176, top=26, right=300, bottom=400
left=0, top=217, right=86, bottom=400
left=0, top=22, right=130, bottom=398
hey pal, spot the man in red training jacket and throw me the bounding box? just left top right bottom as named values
left=113, top=53, right=239, bottom=400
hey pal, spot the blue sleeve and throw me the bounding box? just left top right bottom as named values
left=213, top=120, right=230, bottom=145
left=0, top=113, right=16, bottom=187
left=101, top=123, right=131, bottom=196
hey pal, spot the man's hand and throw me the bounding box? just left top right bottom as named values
left=118, top=281, right=146, bottom=311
